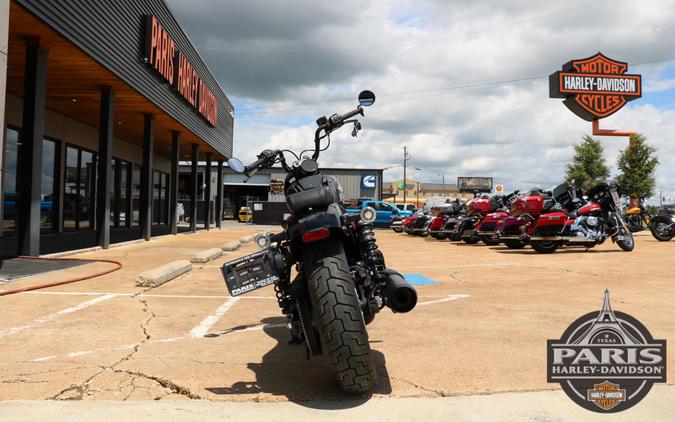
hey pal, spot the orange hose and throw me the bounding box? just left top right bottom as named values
left=0, top=256, right=123, bottom=297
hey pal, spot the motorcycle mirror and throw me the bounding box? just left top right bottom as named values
left=358, top=90, right=376, bottom=107
left=351, top=121, right=362, bottom=137
left=227, top=157, right=246, bottom=173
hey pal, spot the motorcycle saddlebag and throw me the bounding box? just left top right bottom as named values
left=531, top=212, right=566, bottom=235
left=497, top=216, right=525, bottom=236
left=513, top=195, right=544, bottom=215
left=468, top=198, right=491, bottom=215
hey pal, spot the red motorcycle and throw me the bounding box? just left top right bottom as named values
left=529, top=182, right=634, bottom=254
left=494, top=188, right=556, bottom=249
left=458, top=194, right=509, bottom=244
left=474, top=191, right=520, bottom=245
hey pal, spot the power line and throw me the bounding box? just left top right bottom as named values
left=196, top=0, right=606, bottom=55
left=234, top=55, right=675, bottom=116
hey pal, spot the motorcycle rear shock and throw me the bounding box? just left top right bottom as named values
left=356, top=221, right=385, bottom=272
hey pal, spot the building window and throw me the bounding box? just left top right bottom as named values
left=2, top=128, right=59, bottom=235
left=63, top=145, right=97, bottom=231
left=111, top=159, right=132, bottom=227
left=153, top=170, right=169, bottom=225
left=131, top=164, right=141, bottom=226
left=41, top=138, right=58, bottom=231
left=178, top=171, right=204, bottom=201
left=2, top=127, right=19, bottom=234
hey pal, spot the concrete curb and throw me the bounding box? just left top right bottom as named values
left=191, top=248, right=223, bottom=263
left=136, top=260, right=192, bottom=288
left=240, top=235, right=254, bottom=243
left=221, top=240, right=241, bottom=251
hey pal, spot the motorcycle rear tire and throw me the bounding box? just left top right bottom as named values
left=304, top=239, right=376, bottom=394
left=480, top=236, right=500, bottom=246
left=463, top=237, right=480, bottom=244
left=504, top=239, right=527, bottom=249
left=392, top=227, right=403, bottom=233
left=530, top=240, right=559, bottom=254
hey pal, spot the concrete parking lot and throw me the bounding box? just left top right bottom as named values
left=0, top=225, right=673, bottom=415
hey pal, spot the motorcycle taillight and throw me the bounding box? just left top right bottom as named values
left=302, top=228, right=331, bottom=243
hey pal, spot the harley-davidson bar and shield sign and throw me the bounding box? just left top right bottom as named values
left=549, top=53, right=641, bottom=121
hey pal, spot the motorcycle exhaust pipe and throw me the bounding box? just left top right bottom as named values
left=382, top=269, right=417, bottom=313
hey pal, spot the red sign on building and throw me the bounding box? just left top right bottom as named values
left=144, top=15, right=218, bottom=127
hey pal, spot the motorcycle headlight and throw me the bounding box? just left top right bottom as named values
left=360, top=206, right=377, bottom=223
left=254, top=232, right=271, bottom=250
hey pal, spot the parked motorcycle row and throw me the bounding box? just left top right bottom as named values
left=393, top=182, right=675, bottom=253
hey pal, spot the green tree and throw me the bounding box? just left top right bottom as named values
left=565, top=135, right=610, bottom=190
left=616, top=133, right=658, bottom=200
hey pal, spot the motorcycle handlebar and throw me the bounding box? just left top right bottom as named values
left=245, top=156, right=269, bottom=175
left=338, top=107, right=364, bottom=122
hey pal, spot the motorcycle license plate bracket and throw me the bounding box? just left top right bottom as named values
left=221, top=250, right=281, bottom=297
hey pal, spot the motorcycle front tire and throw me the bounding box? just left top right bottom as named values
left=616, top=229, right=635, bottom=251
left=462, top=237, right=480, bottom=244
left=303, top=239, right=377, bottom=394
left=650, top=221, right=674, bottom=242
left=530, top=240, right=559, bottom=253
left=480, top=236, right=500, bottom=246
left=504, top=239, right=527, bottom=249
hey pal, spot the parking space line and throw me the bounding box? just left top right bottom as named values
left=0, top=293, right=118, bottom=337
left=190, top=298, right=240, bottom=338
left=418, top=294, right=470, bottom=306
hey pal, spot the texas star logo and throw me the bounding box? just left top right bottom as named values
left=547, top=290, right=666, bottom=413
left=549, top=52, right=642, bottom=121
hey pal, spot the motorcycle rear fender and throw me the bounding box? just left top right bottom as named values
left=287, top=204, right=343, bottom=242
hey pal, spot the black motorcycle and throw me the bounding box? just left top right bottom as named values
left=223, top=91, right=417, bottom=394
left=650, top=207, right=675, bottom=241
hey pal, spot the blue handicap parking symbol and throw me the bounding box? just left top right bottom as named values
left=403, top=274, right=438, bottom=286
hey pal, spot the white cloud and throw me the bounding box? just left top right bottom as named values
left=169, top=0, right=675, bottom=200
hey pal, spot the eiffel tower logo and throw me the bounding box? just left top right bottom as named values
left=571, top=289, right=642, bottom=346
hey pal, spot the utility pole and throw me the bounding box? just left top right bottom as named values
left=659, top=189, right=663, bottom=207
left=442, top=173, right=445, bottom=198
left=403, top=146, right=409, bottom=204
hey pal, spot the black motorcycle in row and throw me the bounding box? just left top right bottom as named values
left=650, top=207, right=675, bottom=241
left=222, top=91, right=417, bottom=394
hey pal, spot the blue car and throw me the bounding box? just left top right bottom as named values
left=345, top=200, right=413, bottom=227
left=3, top=193, right=54, bottom=224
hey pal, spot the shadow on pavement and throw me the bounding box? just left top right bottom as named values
left=205, top=317, right=392, bottom=408
left=492, top=248, right=623, bottom=254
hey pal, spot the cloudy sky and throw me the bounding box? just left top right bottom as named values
left=167, top=0, right=675, bottom=201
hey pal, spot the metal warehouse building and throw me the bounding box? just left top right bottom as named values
left=177, top=164, right=384, bottom=223
left=0, top=0, right=233, bottom=257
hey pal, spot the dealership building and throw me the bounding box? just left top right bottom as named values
left=0, top=0, right=233, bottom=257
